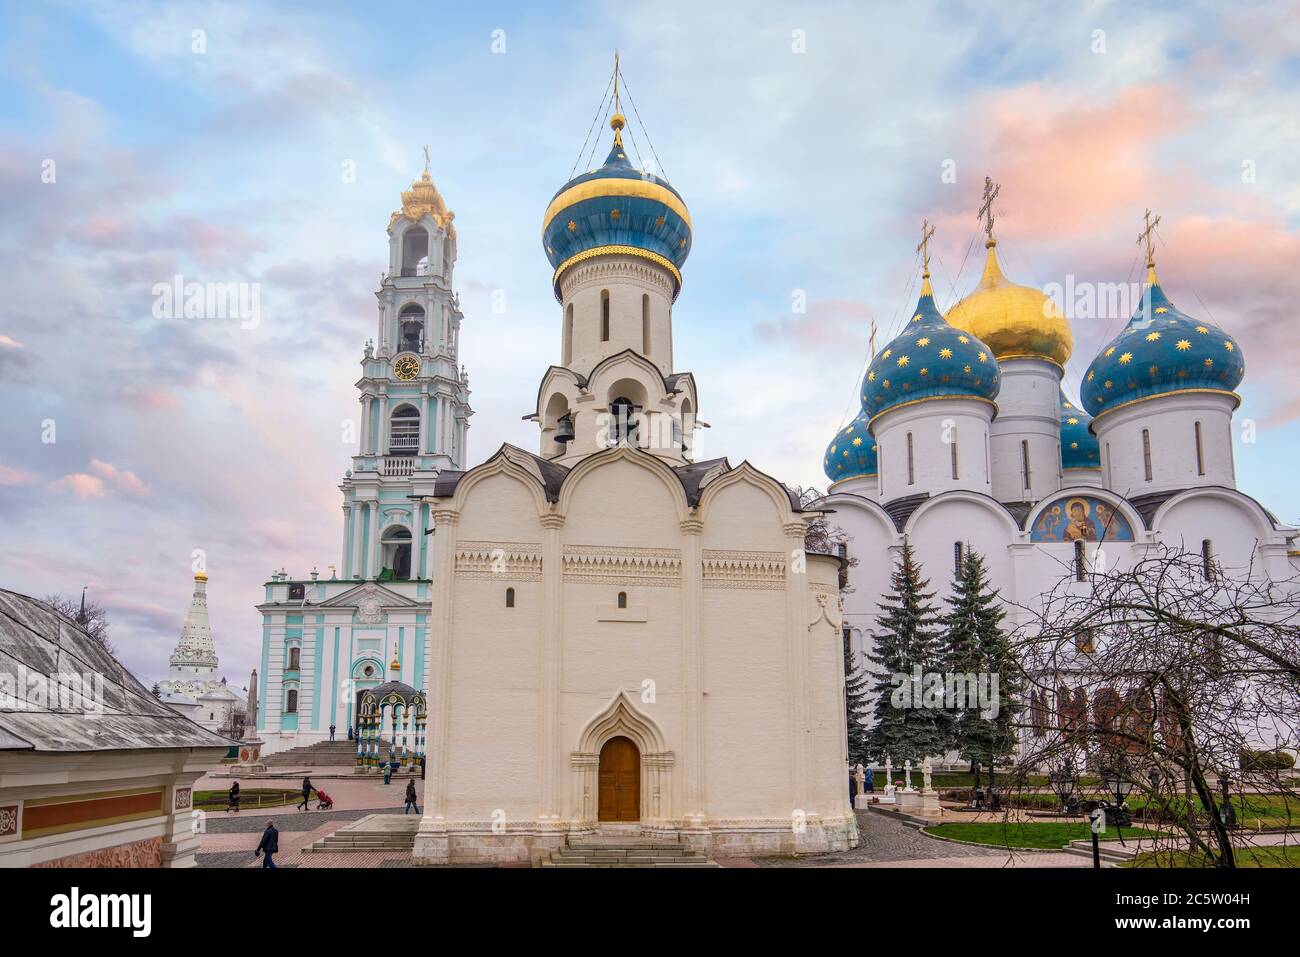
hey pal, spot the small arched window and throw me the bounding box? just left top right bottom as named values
left=505, top=587, right=515, bottom=608
left=1194, top=421, right=1205, bottom=476
left=1142, top=429, right=1153, bottom=482
left=641, top=293, right=651, bottom=354
left=601, top=289, right=610, bottom=342
left=1201, top=539, right=1214, bottom=581
left=286, top=689, right=298, bottom=714
left=953, top=542, right=964, bottom=576
left=617, top=591, right=628, bottom=609
left=950, top=429, right=959, bottom=480
left=1074, top=540, right=1086, bottom=581
left=1021, top=440, right=1032, bottom=493
left=906, top=432, right=915, bottom=485
left=390, top=404, right=420, bottom=454
left=564, top=303, right=574, bottom=366
left=288, top=647, right=300, bottom=671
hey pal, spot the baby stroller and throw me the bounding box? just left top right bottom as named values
left=315, top=788, right=334, bottom=811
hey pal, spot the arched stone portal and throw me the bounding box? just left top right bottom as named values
left=571, top=689, right=674, bottom=825
left=598, top=736, right=640, bottom=821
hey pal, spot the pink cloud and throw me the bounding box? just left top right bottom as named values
left=90, top=459, right=148, bottom=495
left=51, top=473, right=106, bottom=498
left=0, top=334, right=23, bottom=349
left=753, top=298, right=873, bottom=353
left=0, top=464, right=37, bottom=486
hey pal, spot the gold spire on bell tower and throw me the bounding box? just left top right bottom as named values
left=610, top=49, right=626, bottom=147
left=1137, top=208, right=1162, bottom=284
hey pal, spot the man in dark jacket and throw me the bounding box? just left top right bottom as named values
left=255, top=820, right=279, bottom=868
left=404, top=779, right=420, bottom=814
left=297, top=776, right=314, bottom=811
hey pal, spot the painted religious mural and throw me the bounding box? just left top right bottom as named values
left=1031, top=495, right=1135, bottom=543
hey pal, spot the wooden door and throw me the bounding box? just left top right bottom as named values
left=597, top=736, right=640, bottom=822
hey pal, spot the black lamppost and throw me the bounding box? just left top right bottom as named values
left=1101, top=763, right=1134, bottom=829
left=1050, top=765, right=1077, bottom=816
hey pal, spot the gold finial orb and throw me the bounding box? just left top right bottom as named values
left=610, top=112, right=626, bottom=132
left=194, top=570, right=208, bottom=583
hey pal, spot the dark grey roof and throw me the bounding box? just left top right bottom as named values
left=431, top=469, right=465, bottom=498
left=0, top=589, right=233, bottom=753
left=881, top=493, right=930, bottom=531
left=672, top=457, right=728, bottom=506
left=1126, top=490, right=1180, bottom=528
left=529, top=451, right=570, bottom=501
left=1001, top=500, right=1035, bottom=529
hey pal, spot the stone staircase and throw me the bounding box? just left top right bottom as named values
left=263, top=739, right=392, bottom=767
left=302, top=814, right=419, bottom=853
left=538, top=833, right=720, bottom=868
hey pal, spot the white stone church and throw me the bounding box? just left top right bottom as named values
left=818, top=206, right=1300, bottom=764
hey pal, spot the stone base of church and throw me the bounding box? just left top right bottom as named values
left=411, top=812, right=859, bottom=865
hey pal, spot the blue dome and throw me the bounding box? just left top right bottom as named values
left=542, top=117, right=692, bottom=300
left=823, top=409, right=878, bottom=482
left=861, top=277, right=1001, bottom=420
left=1081, top=270, right=1244, bottom=418
left=1059, top=391, right=1100, bottom=470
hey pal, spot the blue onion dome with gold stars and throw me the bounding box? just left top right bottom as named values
left=823, top=409, right=878, bottom=482
left=861, top=272, right=1001, bottom=421
left=1080, top=263, right=1245, bottom=418
left=1059, top=391, right=1100, bottom=470
left=542, top=112, right=692, bottom=301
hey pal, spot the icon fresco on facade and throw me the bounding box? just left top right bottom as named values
left=1031, top=495, right=1134, bottom=543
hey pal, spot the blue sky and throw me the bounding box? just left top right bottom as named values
left=1, top=0, right=1297, bottom=684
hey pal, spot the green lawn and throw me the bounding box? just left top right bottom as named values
left=1125, top=845, right=1300, bottom=868
left=923, top=821, right=1158, bottom=849
left=194, top=788, right=299, bottom=810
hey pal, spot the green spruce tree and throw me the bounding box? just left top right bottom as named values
left=844, top=631, right=872, bottom=765
left=866, top=541, right=947, bottom=764
left=943, top=547, right=1023, bottom=788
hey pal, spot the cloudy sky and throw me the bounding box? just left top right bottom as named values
left=1, top=0, right=1297, bottom=685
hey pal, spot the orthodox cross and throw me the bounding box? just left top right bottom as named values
left=916, top=218, right=936, bottom=276
left=422, top=144, right=430, bottom=174
left=613, top=49, right=621, bottom=113
left=869, top=319, right=878, bottom=358
left=1137, top=208, right=1161, bottom=266
left=977, top=176, right=1001, bottom=244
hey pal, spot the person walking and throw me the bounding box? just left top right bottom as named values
left=382, top=760, right=393, bottom=785
left=297, top=775, right=315, bottom=811
left=404, top=779, right=420, bottom=815
left=227, top=781, right=241, bottom=813
left=255, top=820, right=279, bottom=868
left=865, top=766, right=875, bottom=793
left=329, top=723, right=336, bottom=742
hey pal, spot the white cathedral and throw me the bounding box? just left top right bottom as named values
left=819, top=203, right=1299, bottom=764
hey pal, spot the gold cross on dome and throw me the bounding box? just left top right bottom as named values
left=1137, top=208, right=1161, bottom=267
left=977, top=176, right=1001, bottom=244
left=422, top=144, right=430, bottom=173
left=916, top=219, right=936, bottom=276
left=869, top=319, right=878, bottom=358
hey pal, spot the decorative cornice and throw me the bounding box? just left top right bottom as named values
left=552, top=245, right=682, bottom=302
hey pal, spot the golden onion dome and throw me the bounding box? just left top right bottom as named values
left=945, top=241, right=1073, bottom=368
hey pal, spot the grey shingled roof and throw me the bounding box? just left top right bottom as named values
left=0, top=588, right=233, bottom=753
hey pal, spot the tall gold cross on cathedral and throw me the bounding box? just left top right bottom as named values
left=916, top=218, right=936, bottom=276
left=422, top=144, right=430, bottom=174
left=869, top=319, right=878, bottom=358
left=1137, top=208, right=1161, bottom=266
left=977, top=176, right=1001, bottom=245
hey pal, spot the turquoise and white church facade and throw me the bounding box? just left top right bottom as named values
left=254, top=165, right=473, bottom=752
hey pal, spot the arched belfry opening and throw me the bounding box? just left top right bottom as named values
left=401, top=226, right=429, bottom=277
left=398, top=304, right=425, bottom=353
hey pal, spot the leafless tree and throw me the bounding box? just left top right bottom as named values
left=44, top=590, right=114, bottom=654
left=1011, top=544, right=1299, bottom=867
